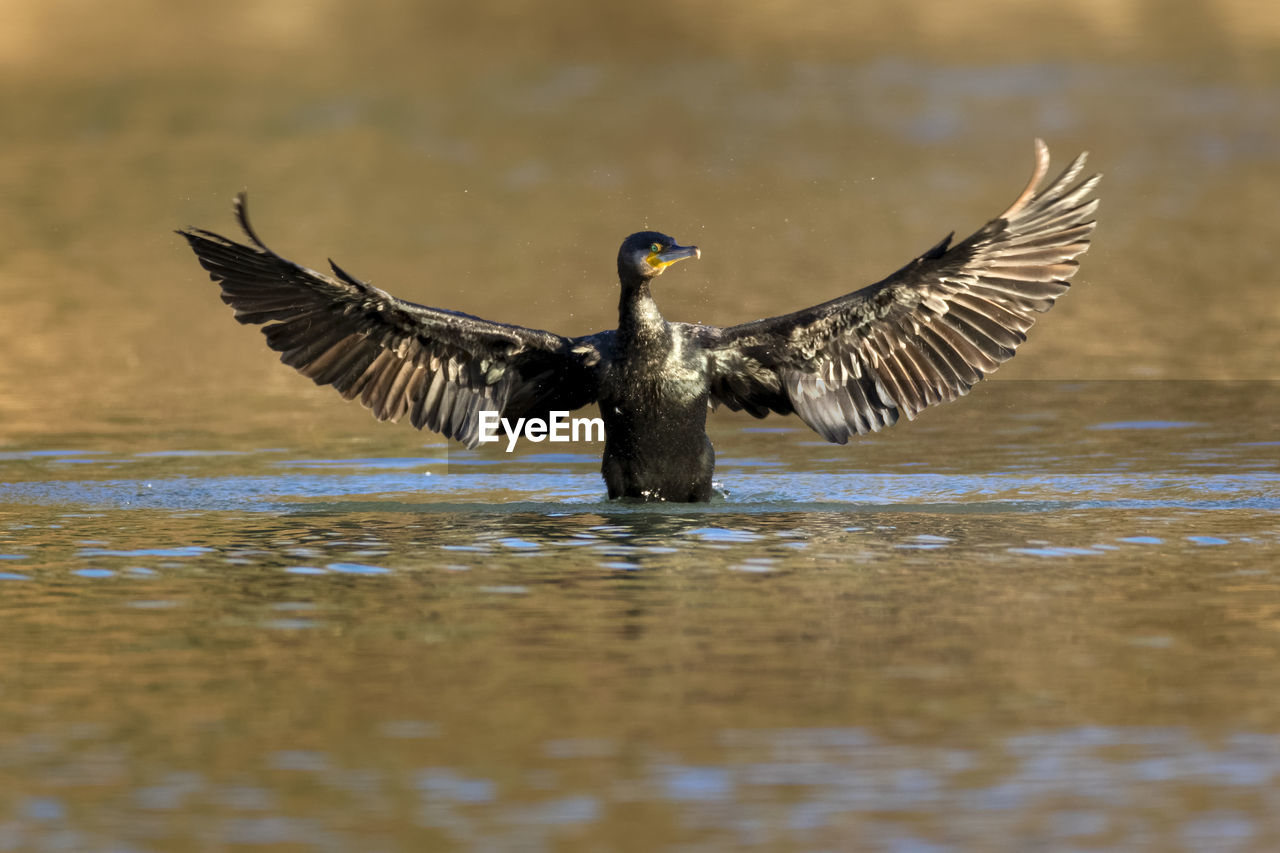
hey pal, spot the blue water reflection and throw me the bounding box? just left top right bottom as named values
left=20, top=725, right=1261, bottom=849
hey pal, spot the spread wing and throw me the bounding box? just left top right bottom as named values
left=703, top=139, right=1099, bottom=443
left=179, top=195, right=605, bottom=447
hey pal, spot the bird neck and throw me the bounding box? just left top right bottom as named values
left=617, top=280, right=666, bottom=343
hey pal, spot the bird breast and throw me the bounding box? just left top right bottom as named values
left=608, top=330, right=708, bottom=409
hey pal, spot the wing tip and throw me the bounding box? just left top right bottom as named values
left=233, top=191, right=272, bottom=251
left=996, top=139, right=1100, bottom=232
left=177, top=192, right=271, bottom=258
left=999, top=139, right=1053, bottom=220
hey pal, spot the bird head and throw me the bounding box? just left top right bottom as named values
left=617, top=231, right=700, bottom=286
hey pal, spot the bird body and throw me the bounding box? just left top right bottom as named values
left=180, top=140, right=1099, bottom=502
left=600, top=279, right=716, bottom=500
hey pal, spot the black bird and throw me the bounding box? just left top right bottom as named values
left=180, top=140, right=1098, bottom=502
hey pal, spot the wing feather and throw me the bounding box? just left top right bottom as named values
left=179, top=194, right=603, bottom=446
left=705, top=140, right=1099, bottom=442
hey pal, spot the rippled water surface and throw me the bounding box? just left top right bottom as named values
left=3, top=1, right=1280, bottom=849
left=2, top=382, right=1277, bottom=850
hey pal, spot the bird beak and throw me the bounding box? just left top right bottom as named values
left=653, top=242, right=701, bottom=270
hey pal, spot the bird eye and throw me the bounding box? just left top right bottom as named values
left=650, top=242, right=662, bottom=253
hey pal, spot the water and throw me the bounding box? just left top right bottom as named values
left=1, top=381, right=1277, bottom=850
left=3, top=1, right=1280, bottom=849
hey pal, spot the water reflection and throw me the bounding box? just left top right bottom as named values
left=4, top=721, right=1277, bottom=849
left=0, top=498, right=1277, bottom=849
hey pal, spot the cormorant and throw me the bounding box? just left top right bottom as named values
left=180, top=140, right=1098, bottom=502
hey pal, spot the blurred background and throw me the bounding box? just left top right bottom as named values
left=1, top=0, right=1277, bottom=444
left=1, top=2, right=1279, bottom=851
